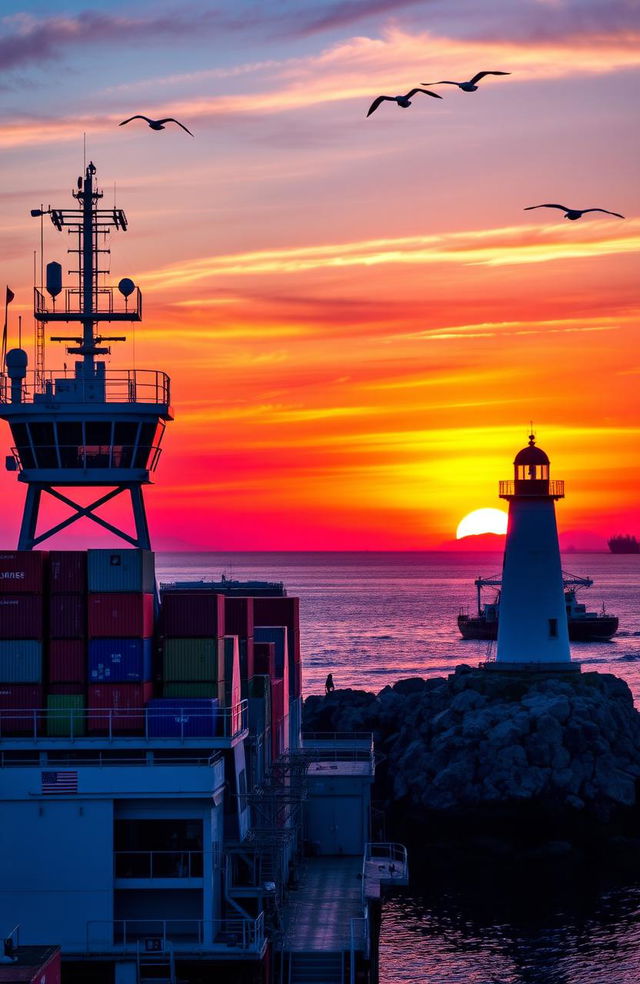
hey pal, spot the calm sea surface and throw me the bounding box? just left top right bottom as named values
left=157, top=550, right=640, bottom=984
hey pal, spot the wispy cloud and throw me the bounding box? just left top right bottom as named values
left=1, top=23, right=638, bottom=147
left=139, top=220, right=640, bottom=288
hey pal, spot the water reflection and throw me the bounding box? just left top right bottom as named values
left=380, top=860, right=640, bottom=983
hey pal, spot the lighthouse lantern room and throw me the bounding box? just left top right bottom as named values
left=495, top=434, right=577, bottom=670
left=0, top=162, right=172, bottom=550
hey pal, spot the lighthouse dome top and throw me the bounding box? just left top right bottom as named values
left=513, top=434, right=550, bottom=467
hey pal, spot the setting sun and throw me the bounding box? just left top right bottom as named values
left=456, top=508, right=508, bottom=540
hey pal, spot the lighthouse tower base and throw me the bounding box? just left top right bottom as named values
left=481, top=660, right=581, bottom=675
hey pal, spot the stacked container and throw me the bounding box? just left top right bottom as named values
left=224, top=596, right=254, bottom=698
left=160, top=591, right=225, bottom=703
left=0, top=551, right=47, bottom=735
left=253, top=597, right=301, bottom=698
left=87, top=549, right=155, bottom=733
left=47, top=551, right=88, bottom=736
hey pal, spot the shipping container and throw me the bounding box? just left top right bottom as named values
left=254, top=626, right=287, bottom=678
left=146, top=697, right=219, bottom=737
left=88, top=638, right=153, bottom=682
left=46, top=694, right=86, bottom=736
left=47, top=683, right=85, bottom=695
left=161, top=591, right=224, bottom=638
left=49, top=594, right=85, bottom=639
left=162, top=637, right=223, bottom=681
left=88, top=593, right=154, bottom=638
left=0, top=640, right=42, bottom=683
left=271, top=678, right=285, bottom=725
left=48, top=639, right=86, bottom=683
left=49, top=551, right=87, bottom=593
left=163, top=682, right=220, bottom=698
left=0, top=550, right=47, bottom=594
left=253, top=641, right=275, bottom=678
left=239, top=637, right=254, bottom=697
left=254, top=596, right=301, bottom=697
left=0, top=684, right=43, bottom=735
left=224, top=596, right=254, bottom=638
left=0, top=595, right=43, bottom=639
left=87, top=548, right=155, bottom=593
left=87, top=682, right=153, bottom=733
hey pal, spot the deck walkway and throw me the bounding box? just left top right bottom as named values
left=283, top=857, right=363, bottom=951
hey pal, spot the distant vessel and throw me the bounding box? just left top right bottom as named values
left=458, top=573, right=619, bottom=642
left=608, top=535, right=640, bottom=554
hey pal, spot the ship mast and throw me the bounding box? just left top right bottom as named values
left=0, top=162, right=173, bottom=550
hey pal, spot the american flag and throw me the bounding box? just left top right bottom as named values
left=41, top=771, right=78, bottom=794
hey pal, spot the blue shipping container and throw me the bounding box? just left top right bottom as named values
left=254, top=626, right=287, bottom=678
left=88, top=638, right=152, bottom=682
left=87, top=549, right=156, bottom=593
left=146, top=698, right=219, bottom=737
left=0, top=640, right=42, bottom=683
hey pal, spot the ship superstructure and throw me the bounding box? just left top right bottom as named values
left=0, top=162, right=171, bottom=550
left=0, top=164, right=405, bottom=984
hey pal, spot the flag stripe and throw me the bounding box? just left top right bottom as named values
left=41, top=770, right=78, bottom=794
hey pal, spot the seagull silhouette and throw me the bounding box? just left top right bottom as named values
left=366, top=88, right=442, bottom=117
left=421, top=71, right=510, bottom=92
left=119, top=115, right=194, bottom=136
left=525, top=204, right=625, bottom=220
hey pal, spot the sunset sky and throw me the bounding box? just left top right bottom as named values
left=1, top=0, right=639, bottom=550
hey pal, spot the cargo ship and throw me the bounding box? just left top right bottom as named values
left=0, top=163, right=407, bottom=984
left=608, top=535, right=640, bottom=554
left=458, top=573, right=619, bottom=642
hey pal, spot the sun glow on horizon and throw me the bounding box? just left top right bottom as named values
left=456, top=508, right=508, bottom=540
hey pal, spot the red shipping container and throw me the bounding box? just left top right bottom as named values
left=88, top=593, right=154, bottom=638
left=48, top=639, right=86, bottom=683
left=49, top=551, right=87, bottom=593
left=0, top=945, right=61, bottom=984
left=253, top=641, right=275, bottom=677
left=0, top=551, right=47, bottom=594
left=47, top=683, right=85, bottom=695
left=87, top=682, right=153, bottom=733
left=49, top=594, right=86, bottom=639
left=161, top=592, right=224, bottom=638
left=0, top=683, right=43, bottom=735
left=224, top=596, right=254, bottom=638
left=0, top=595, right=43, bottom=639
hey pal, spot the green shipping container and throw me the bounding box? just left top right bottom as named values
left=162, top=638, right=223, bottom=682
left=163, top=682, right=221, bottom=698
left=46, top=694, right=86, bottom=737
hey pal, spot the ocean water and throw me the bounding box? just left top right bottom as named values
left=157, top=550, right=640, bottom=984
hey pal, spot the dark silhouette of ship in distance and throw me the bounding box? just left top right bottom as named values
left=458, top=572, right=619, bottom=642
left=608, top=534, right=640, bottom=554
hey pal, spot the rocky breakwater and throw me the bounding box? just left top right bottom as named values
left=304, top=667, right=640, bottom=849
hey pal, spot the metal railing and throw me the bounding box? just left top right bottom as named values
left=9, top=443, right=163, bottom=472
left=0, top=700, right=248, bottom=741
left=0, top=368, right=170, bottom=406
left=499, top=479, right=565, bottom=498
left=85, top=913, right=265, bottom=952
left=115, top=850, right=203, bottom=879
left=302, top=733, right=375, bottom=762
left=34, top=285, right=142, bottom=321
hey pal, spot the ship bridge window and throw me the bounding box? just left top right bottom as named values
left=85, top=421, right=113, bottom=446
left=28, top=421, right=57, bottom=468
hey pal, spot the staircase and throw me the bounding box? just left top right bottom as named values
left=288, top=950, right=345, bottom=984
left=136, top=943, right=176, bottom=984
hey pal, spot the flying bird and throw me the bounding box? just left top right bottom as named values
left=366, top=88, right=442, bottom=117
left=421, top=71, right=510, bottom=92
left=524, top=204, right=625, bottom=220
left=119, top=115, right=194, bottom=136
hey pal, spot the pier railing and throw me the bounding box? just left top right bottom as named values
left=0, top=700, right=248, bottom=742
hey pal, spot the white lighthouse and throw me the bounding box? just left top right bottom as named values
left=495, top=434, right=575, bottom=670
